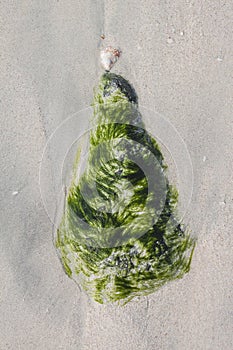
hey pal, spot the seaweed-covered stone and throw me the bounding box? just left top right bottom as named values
left=56, top=72, right=195, bottom=304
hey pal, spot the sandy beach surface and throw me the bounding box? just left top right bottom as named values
left=1, top=1, right=232, bottom=349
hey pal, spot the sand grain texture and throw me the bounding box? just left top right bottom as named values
left=0, top=1, right=232, bottom=349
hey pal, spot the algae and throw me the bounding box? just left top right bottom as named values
left=56, top=72, right=195, bottom=304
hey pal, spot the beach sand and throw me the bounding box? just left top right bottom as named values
left=1, top=1, right=232, bottom=349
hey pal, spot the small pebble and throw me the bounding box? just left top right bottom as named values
left=100, top=46, right=121, bottom=71
left=167, top=37, right=173, bottom=44
left=12, top=191, right=19, bottom=196
left=216, top=57, right=223, bottom=62
left=180, top=31, right=184, bottom=36
left=203, top=156, right=206, bottom=162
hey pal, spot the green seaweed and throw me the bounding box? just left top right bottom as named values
left=56, top=72, right=195, bottom=304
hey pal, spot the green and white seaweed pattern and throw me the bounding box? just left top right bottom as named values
left=56, top=72, right=195, bottom=304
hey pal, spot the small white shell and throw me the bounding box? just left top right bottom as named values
left=100, top=46, right=121, bottom=71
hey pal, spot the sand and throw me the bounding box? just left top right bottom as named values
left=1, top=1, right=232, bottom=349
